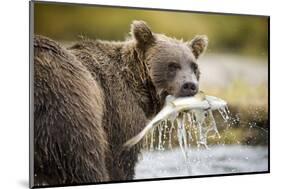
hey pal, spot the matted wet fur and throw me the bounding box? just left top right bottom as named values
left=33, top=20, right=207, bottom=186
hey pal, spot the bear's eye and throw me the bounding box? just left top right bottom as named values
left=168, top=62, right=181, bottom=72
left=190, top=62, right=198, bottom=71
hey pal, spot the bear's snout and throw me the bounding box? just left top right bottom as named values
left=179, top=82, right=198, bottom=97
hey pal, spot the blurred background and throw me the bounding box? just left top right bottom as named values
left=34, top=2, right=268, bottom=178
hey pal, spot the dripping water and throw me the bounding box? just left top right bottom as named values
left=144, top=104, right=231, bottom=172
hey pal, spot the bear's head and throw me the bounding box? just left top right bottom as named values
left=131, top=20, right=208, bottom=101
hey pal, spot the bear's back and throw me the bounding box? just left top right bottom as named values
left=69, top=40, right=148, bottom=180
left=33, top=35, right=109, bottom=185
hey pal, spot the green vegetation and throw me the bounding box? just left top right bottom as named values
left=34, top=2, right=268, bottom=58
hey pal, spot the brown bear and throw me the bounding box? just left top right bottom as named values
left=32, top=20, right=208, bottom=187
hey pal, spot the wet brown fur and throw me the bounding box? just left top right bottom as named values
left=33, top=20, right=207, bottom=186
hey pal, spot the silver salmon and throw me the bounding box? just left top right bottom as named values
left=123, top=92, right=227, bottom=148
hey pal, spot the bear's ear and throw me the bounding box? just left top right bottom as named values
left=189, top=35, right=208, bottom=59
left=131, top=20, right=155, bottom=48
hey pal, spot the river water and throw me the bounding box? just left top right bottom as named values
left=135, top=145, right=268, bottom=179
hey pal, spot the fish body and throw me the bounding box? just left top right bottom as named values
left=205, top=95, right=227, bottom=110
left=123, top=92, right=227, bottom=147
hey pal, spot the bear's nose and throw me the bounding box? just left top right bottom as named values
left=180, top=82, right=198, bottom=96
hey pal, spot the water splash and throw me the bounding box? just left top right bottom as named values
left=168, top=120, right=174, bottom=149
left=150, top=127, right=155, bottom=151
left=218, top=107, right=230, bottom=122
left=143, top=105, right=231, bottom=167
left=158, top=124, right=163, bottom=150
